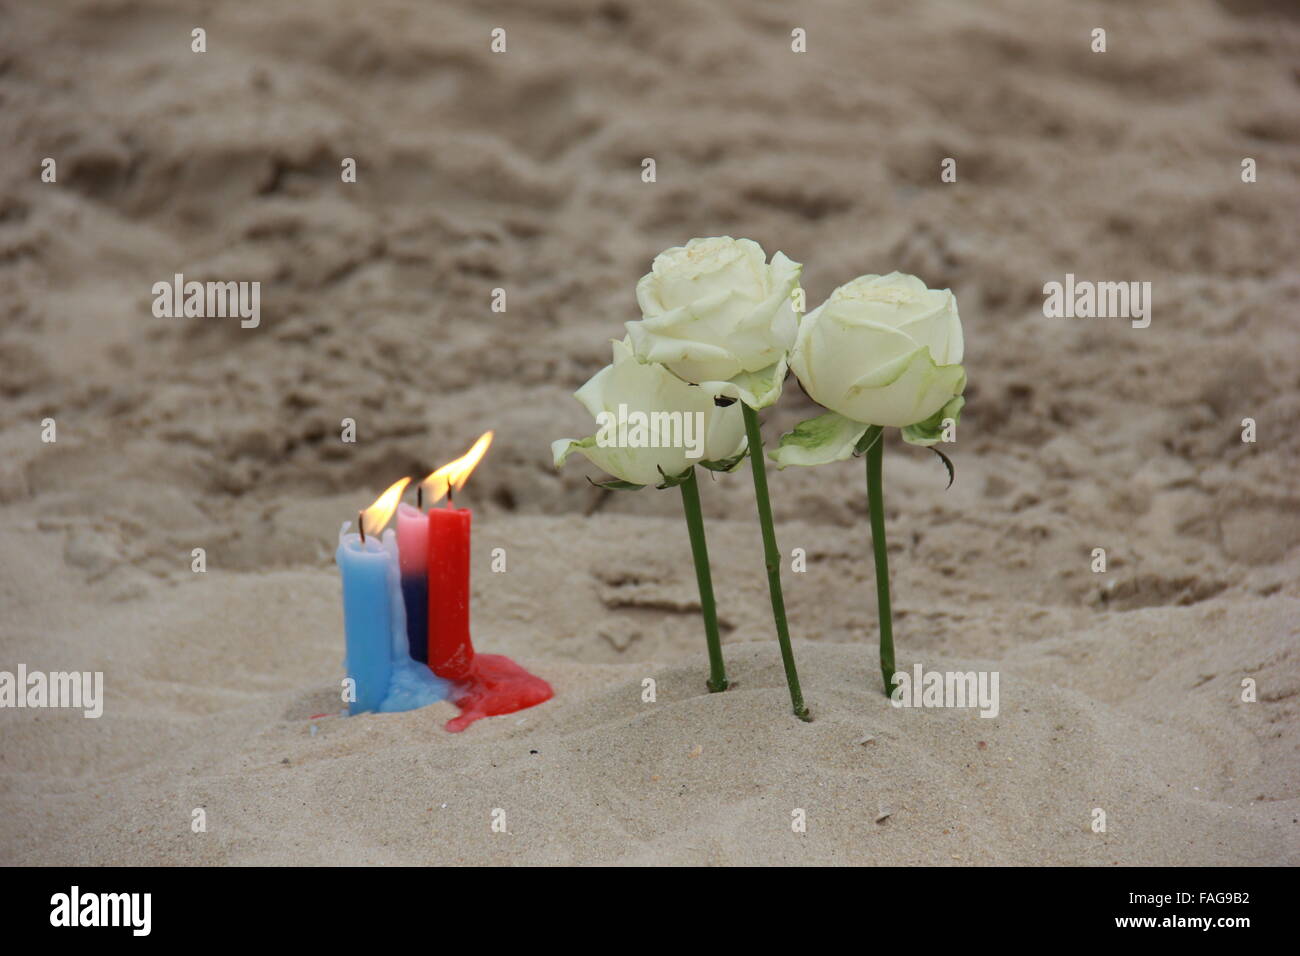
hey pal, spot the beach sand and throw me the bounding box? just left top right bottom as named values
left=1, top=0, right=1297, bottom=865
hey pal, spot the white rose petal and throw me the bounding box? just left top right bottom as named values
left=789, top=272, right=966, bottom=429
left=552, top=338, right=748, bottom=488
left=769, top=411, right=871, bottom=469
left=625, top=237, right=802, bottom=407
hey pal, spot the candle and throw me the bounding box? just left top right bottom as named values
left=337, top=478, right=449, bottom=715
left=427, top=502, right=475, bottom=679
left=421, top=435, right=492, bottom=681
left=396, top=502, right=430, bottom=664
left=336, top=477, right=408, bottom=715
left=419, top=432, right=554, bottom=732
left=380, top=527, right=453, bottom=713
left=336, top=527, right=394, bottom=714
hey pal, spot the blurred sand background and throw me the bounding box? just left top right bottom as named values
left=1, top=0, right=1298, bottom=865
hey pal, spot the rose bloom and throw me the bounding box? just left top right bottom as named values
left=790, top=272, right=965, bottom=428
left=552, top=338, right=747, bottom=487
left=625, top=237, right=802, bottom=407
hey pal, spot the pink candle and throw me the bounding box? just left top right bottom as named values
left=396, top=502, right=429, bottom=664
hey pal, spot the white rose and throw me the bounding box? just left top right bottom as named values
left=774, top=272, right=966, bottom=467
left=552, top=338, right=748, bottom=488
left=624, top=236, right=802, bottom=409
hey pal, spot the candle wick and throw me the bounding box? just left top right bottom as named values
left=358, top=510, right=366, bottom=544
left=447, top=484, right=454, bottom=508
left=417, top=485, right=423, bottom=511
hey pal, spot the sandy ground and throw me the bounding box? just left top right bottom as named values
left=1, top=0, right=1298, bottom=865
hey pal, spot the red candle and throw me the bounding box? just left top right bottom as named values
left=419, top=431, right=554, bottom=732
left=426, top=502, right=475, bottom=680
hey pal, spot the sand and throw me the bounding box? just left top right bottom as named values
left=1, top=0, right=1298, bottom=866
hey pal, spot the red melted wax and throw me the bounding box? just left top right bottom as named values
left=444, top=653, right=553, bottom=733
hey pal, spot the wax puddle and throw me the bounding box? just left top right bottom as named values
left=445, top=654, right=553, bottom=733
left=378, top=655, right=451, bottom=713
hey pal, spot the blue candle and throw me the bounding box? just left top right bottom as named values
left=336, top=522, right=395, bottom=715
left=336, top=478, right=451, bottom=717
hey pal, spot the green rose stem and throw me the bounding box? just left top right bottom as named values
left=861, top=425, right=895, bottom=697
left=741, top=403, right=811, bottom=721
left=678, top=466, right=728, bottom=693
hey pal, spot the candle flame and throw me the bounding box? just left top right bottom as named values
left=359, top=477, right=411, bottom=539
left=421, top=431, right=493, bottom=505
